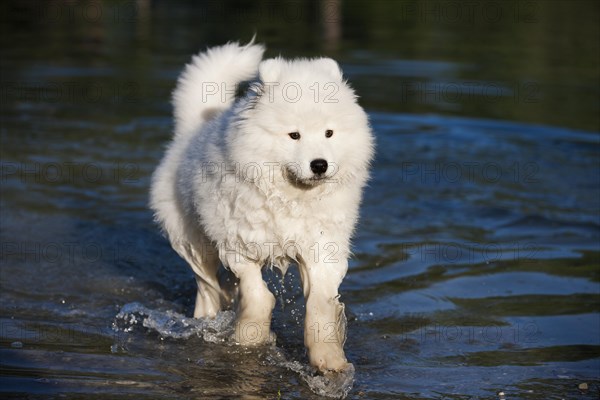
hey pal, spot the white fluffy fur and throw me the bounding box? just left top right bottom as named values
left=150, top=41, right=374, bottom=372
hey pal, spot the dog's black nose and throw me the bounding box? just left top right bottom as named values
left=310, top=159, right=328, bottom=175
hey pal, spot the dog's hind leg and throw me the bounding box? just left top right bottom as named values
left=174, top=237, right=223, bottom=318
left=193, top=268, right=221, bottom=318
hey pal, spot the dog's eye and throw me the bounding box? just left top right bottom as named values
left=325, top=129, right=334, bottom=138
left=288, top=132, right=301, bottom=140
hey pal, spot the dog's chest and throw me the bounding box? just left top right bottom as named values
left=227, top=187, right=343, bottom=262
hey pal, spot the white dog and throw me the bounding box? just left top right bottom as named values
left=150, top=41, right=374, bottom=373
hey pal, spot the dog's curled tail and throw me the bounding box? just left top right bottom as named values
left=172, top=41, right=265, bottom=137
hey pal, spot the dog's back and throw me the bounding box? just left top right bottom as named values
left=150, top=42, right=265, bottom=246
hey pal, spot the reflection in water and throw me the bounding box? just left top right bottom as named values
left=0, top=1, right=599, bottom=399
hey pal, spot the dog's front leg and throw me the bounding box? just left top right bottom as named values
left=300, top=257, right=351, bottom=373
left=229, top=260, right=276, bottom=345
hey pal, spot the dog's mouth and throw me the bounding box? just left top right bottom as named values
left=284, top=167, right=327, bottom=189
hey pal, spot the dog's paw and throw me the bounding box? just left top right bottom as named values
left=309, top=348, right=350, bottom=373
left=233, top=319, right=276, bottom=346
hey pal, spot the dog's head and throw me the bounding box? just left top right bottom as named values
left=231, top=57, right=374, bottom=190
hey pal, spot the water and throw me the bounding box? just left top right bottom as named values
left=1, top=1, right=599, bottom=398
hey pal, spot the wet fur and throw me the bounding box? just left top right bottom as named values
left=150, top=41, right=374, bottom=372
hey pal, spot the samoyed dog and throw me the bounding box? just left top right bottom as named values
left=150, top=41, right=374, bottom=373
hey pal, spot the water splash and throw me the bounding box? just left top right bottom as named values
left=113, top=302, right=355, bottom=398
left=292, top=362, right=355, bottom=399
left=113, top=302, right=235, bottom=342
left=267, top=348, right=355, bottom=399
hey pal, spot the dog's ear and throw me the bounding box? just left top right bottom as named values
left=258, top=58, right=282, bottom=82
left=314, top=58, right=342, bottom=80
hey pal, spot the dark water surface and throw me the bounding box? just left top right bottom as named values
left=1, top=1, right=599, bottom=399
